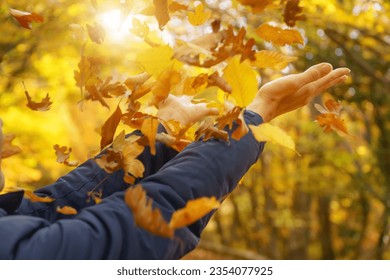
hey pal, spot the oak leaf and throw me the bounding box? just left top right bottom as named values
left=24, top=190, right=55, bottom=203
left=249, top=123, right=298, bottom=153
left=86, top=22, right=105, bottom=44
left=57, top=205, right=78, bottom=215
left=169, top=197, right=220, bottom=229
left=314, top=99, right=348, bottom=135
left=53, top=145, right=79, bottom=167
left=216, top=106, right=248, bottom=141
left=283, top=0, right=306, bottom=27
left=255, top=23, right=304, bottom=46
left=9, top=8, right=44, bottom=29
left=252, top=50, right=297, bottom=70
left=188, top=3, right=211, bottom=26
left=100, top=105, right=123, bottom=149
left=125, top=185, right=173, bottom=238
left=223, top=56, right=258, bottom=107
left=1, top=134, right=22, bottom=159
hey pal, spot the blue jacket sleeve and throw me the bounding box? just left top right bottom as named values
left=15, top=128, right=178, bottom=222
left=0, top=111, right=264, bottom=259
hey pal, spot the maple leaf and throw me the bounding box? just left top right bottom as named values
left=249, top=123, right=298, bottom=154
left=188, top=3, right=211, bottom=26
left=223, top=56, right=258, bottom=107
left=53, top=144, right=79, bottom=167
left=252, top=50, right=297, bottom=70
left=100, top=105, right=123, bottom=149
left=150, top=68, right=181, bottom=107
left=23, top=83, right=52, bottom=111
left=86, top=22, right=105, bottom=44
left=314, top=99, right=348, bottom=135
left=57, top=205, right=78, bottom=215
left=169, top=197, right=220, bottom=229
left=283, top=0, right=306, bottom=27
left=9, top=8, right=44, bottom=29
left=255, top=23, right=304, bottom=46
left=125, top=185, right=173, bottom=238
left=154, top=0, right=170, bottom=30
left=141, top=117, right=159, bottom=155
left=98, top=77, right=127, bottom=97
left=24, top=190, right=55, bottom=203
left=216, top=105, right=249, bottom=141
left=1, top=134, right=22, bottom=159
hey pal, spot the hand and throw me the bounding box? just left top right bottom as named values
left=157, top=95, right=219, bottom=126
left=246, top=63, right=350, bottom=122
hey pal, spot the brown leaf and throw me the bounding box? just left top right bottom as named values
left=23, top=83, right=52, bottom=111
left=86, top=22, right=105, bottom=44
left=74, top=55, right=102, bottom=91
left=1, top=134, right=22, bottom=159
left=9, top=8, right=44, bottom=29
left=169, top=1, right=188, bottom=13
left=237, top=0, right=274, bottom=13
left=316, top=114, right=348, bottom=135
left=125, top=185, right=173, bottom=238
left=24, top=190, right=55, bottom=203
left=255, top=23, right=304, bottom=46
left=56, top=205, right=78, bottom=215
left=100, top=105, right=123, bottom=149
left=154, top=0, right=170, bottom=30
left=169, top=197, right=220, bottom=229
left=195, top=119, right=229, bottom=142
left=53, top=144, right=79, bottom=167
left=283, top=0, right=306, bottom=27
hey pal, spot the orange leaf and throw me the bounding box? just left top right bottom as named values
left=9, top=8, right=44, bottom=29
left=237, top=0, right=274, bottom=13
left=24, top=190, right=55, bottom=203
left=169, top=1, right=188, bottom=13
left=195, top=119, right=229, bottom=142
left=53, top=144, right=79, bottom=167
left=57, top=205, right=78, bottom=215
left=252, top=50, right=297, bottom=70
left=23, top=83, right=52, bottom=111
left=314, top=99, right=348, bottom=135
left=100, top=105, right=123, bottom=149
left=150, top=69, right=181, bottom=107
left=1, top=134, right=22, bottom=159
left=86, top=22, right=105, bottom=44
left=255, top=23, right=304, bottom=46
left=216, top=106, right=249, bottom=141
left=141, top=117, right=159, bottom=155
left=125, top=185, right=173, bottom=238
left=169, top=197, right=220, bottom=229
left=154, top=0, right=170, bottom=30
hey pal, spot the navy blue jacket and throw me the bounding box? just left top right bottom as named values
left=0, top=111, right=264, bottom=259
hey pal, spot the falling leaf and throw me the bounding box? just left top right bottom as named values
left=255, top=23, right=304, bottom=46
left=249, top=123, right=298, bottom=153
left=154, top=0, right=170, bottom=30
left=315, top=99, right=348, bottom=135
left=122, top=142, right=145, bottom=179
left=1, top=134, right=22, bottom=159
left=86, top=22, right=105, bottom=44
left=188, top=3, right=211, bottom=26
left=100, top=105, right=123, bottom=149
left=156, top=132, right=191, bottom=152
left=74, top=55, right=102, bottom=92
left=24, top=190, right=55, bottom=203
left=23, top=83, right=52, bottom=111
left=223, top=56, right=258, bottom=107
left=137, top=45, right=174, bottom=77
left=9, top=8, right=44, bottom=29
left=283, top=0, right=306, bottom=27
left=195, top=119, right=229, bottom=142
left=217, top=106, right=248, bottom=141
left=150, top=68, right=181, bottom=107
left=237, top=0, right=274, bottom=13
left=53, top=144, right=79, bottom=167
left=125, top=185, right=173, bottom=238
left=131, top=18, right=150, bottom=38
left=141, top=117, right=159, bottom=155
left=169, top=197, right=220, bottom=229
left=169, top=1, right=188, bottom=13
left=57, top=205, right=78, bottom=215
left=252, top=50, right=297, bottom=70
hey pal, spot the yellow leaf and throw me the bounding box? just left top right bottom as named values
left=24, top=190, right=55, bottom=203
left=150, top=68, right=181, bottom=107
left=56, top=206, right=78, bottom=215
left=141, top=117, right=159, bottom=155
left=1, top=134, right=22, bottom=159
left=252, top=50, right=297, bottom=70
left=86, top=22, right=105, bottom=44
left=123, top=142, right=145, bottom=178
left=169, top=197, right=220, bottom=229
left=249, top=123, right=298, bottom=153
left=125, top=185, right=173, bottom=238
left=237, top=0, right=274, bottom=13
left=223, top=56, right=258, bottom=107
left=137, top=45, right=174, bottom=77
left=188, top=3, right=211, bottom=26
left=255, top=24, right=304, bottom=46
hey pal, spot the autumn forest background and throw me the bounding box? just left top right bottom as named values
left=1, top=0, right=390, bottom=259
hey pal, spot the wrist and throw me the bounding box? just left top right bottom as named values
left=246, top=97, right=273, bottom=122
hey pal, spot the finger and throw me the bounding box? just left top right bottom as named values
left=295, top=63, right=333, bottom=85
left=207, top=107, right=220, bottom=116
left=310, top=68, right=350, bottom=95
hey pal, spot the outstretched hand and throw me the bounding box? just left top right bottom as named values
left=247, top=63, right=350, bottom=122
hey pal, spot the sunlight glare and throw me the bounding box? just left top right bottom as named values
left=99, top=9, right=133, bottom=42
